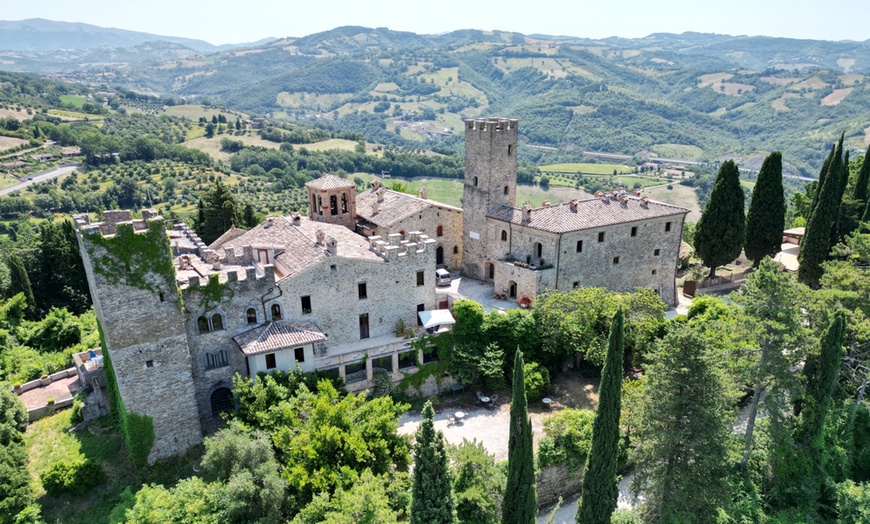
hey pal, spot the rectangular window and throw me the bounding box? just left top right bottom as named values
left=416, top=270, right=425, bottom=286
left=417, top=304, right=425, bottom=326
left=359, top=313, right=370, bottom=340
left=398, top=350, right=417, bottom=370
left=665, top=221, right=672, bottom=232
left=573, top=281, right=580, bottom=289
left=598, top=232, right=605, bottom=242
left=145, top=360, right=154, bottom=368
left=654, top=248, right=660, bottom=256
left=301, top=295, right=312, bottom=314
left=265, top=353, right=277, bottom=370
left=358, top=282, right=367, bottom=300
left=373, top=355, right=393, bottom=373
left=631, top=226, right=637, bottom=237
left=576, top=240, right=583, bottom=253
left=651, top=269, right=657, bottom=275
left=613, top=256, right=620, bottom=264
left=294, top=347, right=305, bottom=363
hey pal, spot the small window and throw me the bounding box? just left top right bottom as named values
left=665, top=221, right=672, bottom=232
left=613, top=256, right=620, bottom=265
left=329, top=195, right=338, bottom=216
left=473, top=176, right=478, bottom=187
left=508, top=145, right=513, bottom=156
left=217, top=350, right=228, bottom=367
left=341, top=193, right=348, bottom=213
left=197, top=316, right=210, bottom=334
left=211, top=314, right=223, bottom=331
left=330, top=264, right=337, bottom=272
left=359, top=313, right=370, bottom=340
left=437, top=225, right=444, bottom=237
left=631, top=226, right=637, bottom=237
left=536, top=242, right=543, bottom=258
left=576, top=240, right=583, bottom=253
left=294, top=347, right=305, bottom=363
left=205, top=353, right=216, bottom=369
left=651, top=269, right=657, bottom=275
left=503, top=185, right=509, bottom=195
left=501, top=230, right=508, bottom=241
left=158, top=291, right=165, bottom=302
left=399, top=230, right=406, bottom=240
left=654, top=249, right=660, bottom=256
left=398, top=350, right=417, bottom=369
left=246, top=308, right=257, bottom=324
left=487, top=263, right=495, bottom=279
left=265, top=353, right=277, bottom=370
left=417, top=270, right=425, bottom=286
left=358, top=282, right=368, bottom=300
left=598, top=232, right=605, bottom=242
left=145, top=360, right=154, bottom=368
left=453, top=245, right=459, bottom=254
left=573, top=281, right=580, bottom=289
left=271, top=304, right=282, bottom=320
left=301, top=296, right=312, bottom=314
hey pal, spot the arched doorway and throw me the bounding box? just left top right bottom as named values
left=508, top=280, right=517, bottom=299
left=210, top=387, right=234, bottom=415
left=436, top=246, right=444, bottom=265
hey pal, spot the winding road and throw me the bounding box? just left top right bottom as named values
left=0, top=163, right=81, bottom=197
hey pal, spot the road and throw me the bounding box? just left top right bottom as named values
left=0, top=163, right=81, bottom=197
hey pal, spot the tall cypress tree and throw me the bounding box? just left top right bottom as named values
left=6, top=253, right=36, bottom=320
left=410, top=401, right=456, bottom=524
left=806, top=144, right=836, bottom=225
left=503, top=350, right=536, bottom=524
left=799, top=140, right=846, bottom=286
left=830, top=149, right=850, bottom=247
left=798, top=311, right=846, bottom=450
left=744, top=152, right=785, bottom=267
left=694, top=160, right=746, bottom=278
left=854, top=150, right=870, bottom=203
left=577, top=309, right=624, bottom=524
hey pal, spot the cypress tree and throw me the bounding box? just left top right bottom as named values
left=694, top=160, right=745, bottom=278
left=502, top=350, right=536, bottom=524
left=855, top=150, right=870, bottom=203
left=799, top=140, right=846, bottom=286
left=799, top=312, right=846, bottom=450
left=806, top=143, right=836, bottom=225
left=410, top=401, right=456, bottom=524
left=744, top=152, right=785, bottom=267
left=6, top=253, right=36, bottom=320
left=576, top=309, right=624, bottom=524
left=830, top=149, right=850, bottom=247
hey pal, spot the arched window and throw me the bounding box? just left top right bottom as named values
left=436, top=225, right=443, bottom=237
left=211, top=314, right=223, bottom=331
left=501, top=230, right=508, bottom=241
left=399, top=230, right=406, bottom=240
left=487, top=263, right=495, bottom=279
left=329, top=195, right=338, bottom=216
left=504, top=185, right=509, bottom=195
left=271, top=304, right=282, bottom=321
left=216, top=350, right=228, bottom=367
left=204, top=353, right=216, bottom=369
left=341, top=193, right=348, bottom=213
left=536, top=242, right=543, bottom=258
left=246, top=308, right=257, bottom=324
left=473, top=176, right=478, bottom=187
left=311, top=194, right=317, bottom=214
left=197, top=316, right=209, bottom=334
left=317, top=195, right=323, bottom=215
left=210, top=387, right=234, bottom=415
left=508, top=145, right=513, bottom=156
left=453, top=245, right=459, bottom=254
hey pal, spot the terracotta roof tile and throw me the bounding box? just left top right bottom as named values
left=305, top=174, right=355, bottom=191
left=486, top=196, right=689, bottom=233
left=356, top=188, right=461, bottom=227
left=233, top=321, right=326, bottom=356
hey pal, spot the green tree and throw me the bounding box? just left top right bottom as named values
left=745, top=152, right=785, bottom=266
left=577, top=309, right=624, bottom=524
left=798, top=311, right=846, bottom=451
left=631, top=326, right=734, bottom=524
left=852, top=151, right=870, bottom=204
left=800, top=137, right=847, bottom=286
left=0, top=388, right=32, bottom=523
left=449, top=440, right=504, bottom=524
left=502, top=350, right=536, bottom=524
left=205, top=123, right=215, bottom=138
left=410, top=401, right=456, bottom=524
left=6, top=254, right=35, bottom=320
left=194, top=179, right=243, bottom=245
left=694, top=160, right=745, bottom=277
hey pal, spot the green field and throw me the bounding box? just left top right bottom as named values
left=59, top=95, right=88, bottom=109
left=164, top=104, right=246, bottom=122
left=541, top=163, right=633, bottom=175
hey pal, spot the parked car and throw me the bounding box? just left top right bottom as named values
left=435, top=268, right=452, bottom=286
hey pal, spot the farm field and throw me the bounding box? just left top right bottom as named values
left=644, top=183, right=702, bottom=223
left=0, top=135, right=27, bottom=151
left=184, top=133, right=281, bottom=161
left=163, top=104, right=247, bottom=122
left=59, top=95, right=87, bottom=109
left=541, top=162, right=633, bottom=175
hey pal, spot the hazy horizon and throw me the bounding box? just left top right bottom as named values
left=2, top=0, right=869, bottom=47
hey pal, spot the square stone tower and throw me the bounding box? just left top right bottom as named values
left=461, top=118, right=519, bottom=280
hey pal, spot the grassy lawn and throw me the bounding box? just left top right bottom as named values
left=59, top=95, right=88, bottom=109
left=26, top=409, right=202, bottom=524
left=163, top=104, right=246, bottom=122
left=649, top=143, right=705, bottom=161
left=541, top=162, right=633, bottom=175
left=645, top=183, right=702, bottom=223
left=184, top=133, right=281, bottom=162
left=47, top=109, right=105, bottom=121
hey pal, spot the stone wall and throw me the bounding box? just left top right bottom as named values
left=537, top=463, right=583, bottom=508
left=372, top=201, right=464, bottom=271
left=462, top=118, right=519, bottom=280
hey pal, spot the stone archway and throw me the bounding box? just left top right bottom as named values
left=436, top=246, right=444, bottom=265
left=508, top=280, right=517, bottom=299
left=210, top=387, right=233, bottom=416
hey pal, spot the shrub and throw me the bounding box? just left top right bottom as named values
left=523, top=362, right=550, bottom=403
left=40, top=459, right=106, bottom=496
left=537, top=408, right=594, bottom=471
left=611, top=509, right=643, bottom=524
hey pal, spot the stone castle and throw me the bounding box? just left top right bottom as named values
left=75, top=117, right=688, bottom=463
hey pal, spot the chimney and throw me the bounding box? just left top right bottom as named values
left=371, top=179, right=380, bottom=190
left=325, top=236, right=337, bottom=255
left=542, top=200, right=551, bottom=207
left=568, top=200, right=578, bottom=212
left=291, top=212, right=301, bottom=225
left=521, top=205, right=532, bottom=221
left=376, top=187, right=385, bottom=202
left=315, top=229, right=325, bottom=244
left=372, top=201, right=379, bottom=214
left=633, top=189, right=642, bottom=196
left=640, top=197, right=650, bottom=208
left=419, top=187, right=428, bottom=199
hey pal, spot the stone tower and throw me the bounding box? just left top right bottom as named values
left=74, top=210, right=202, bottom=464
left=305, top=174, right=357, bottom=229
left=461, top=118, right=519, bottom=280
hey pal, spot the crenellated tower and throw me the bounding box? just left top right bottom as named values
left=74, top=210, right=202, bottom=464
left=461, top=118, right=519, bottom=280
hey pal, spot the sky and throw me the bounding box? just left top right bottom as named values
left=3, top=0, right=869, bottom=45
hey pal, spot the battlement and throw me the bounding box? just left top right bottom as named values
left=182, top=264, right=276, bottom=290
left=74, top=209, right=163, bottom=237
left=465, top=117, right=519, bottom=133
left=368, top=231, right=436, bottom=262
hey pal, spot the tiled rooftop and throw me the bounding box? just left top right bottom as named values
left=356, top=188, right=461, bottom=228
left=233, top=321, right=326, bottom=356
left=305, top=174, right=355, bottom=191
left=486, top=196, right=689, bottom=234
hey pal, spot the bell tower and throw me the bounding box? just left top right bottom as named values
left=305, top=174, right=357, bottom=229
left=461, top=118, right=518, bottom=280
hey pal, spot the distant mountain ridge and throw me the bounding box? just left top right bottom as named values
left=0, top=18, right=273, bottom=53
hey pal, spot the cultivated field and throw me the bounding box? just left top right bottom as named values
left=649, top=143, right=704, bottom=161
left=164, top=104, right=247, bottom=122
left=184, top=133, right=280, bottom=162
left=820, top=87, right=854, bottom=106
left=0, top=135, right=27, bottom=152
left=541, top=162, right=632, bottom=175
left=645, top=184, right=702, bottom=223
